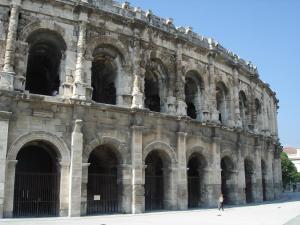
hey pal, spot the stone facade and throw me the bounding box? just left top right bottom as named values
left=0, top=0, right=282, bottom=218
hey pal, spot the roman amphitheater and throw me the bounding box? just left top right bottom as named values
left=0, top=0, right=282, bottom=218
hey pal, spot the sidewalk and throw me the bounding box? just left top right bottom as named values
left=1, top=192, right=300, bottom=225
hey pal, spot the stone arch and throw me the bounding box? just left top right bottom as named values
left=19, top=20, right=69, bottom=48
left=143, top=141, right=177, bottom=164
left=239, top=90, right=249, bottom=129
left=221, top=149, right=237, bottom=168
left=88, top=38, right=130, bottom=105
left=7, top=131, right=70, bottom=163
left=185, top=70, right=205, bottom=120
left=187, top=146, right=210, bottom=166
left=244, top=156, right=255, bottom=203
left=86, top=36, right=130, bottom=66
left=22, top=24, right=67, bottom=96
left=216, top=81, right=231, bottom=125
left=144, top=58, right=169, bottom=112
left=83, top=136, right=128, bottom=163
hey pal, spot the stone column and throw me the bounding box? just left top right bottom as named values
left=72, top=14, right=92, bottom=100
left=0, top=0, right=22, bottom=91
left=262, top=92, right=270, bottom=135
left=0, top=111, right=12, bottom=218
left=273, top=146, right=282, bottom=199
left=208, top=54, right=218, bottom=123
left=236, top=140, right=246, bottom=204
left=175, top=44, right=187, bottom=116
left=69, top=120, right=83, bottom=217
left=232, top=67, right=242, bottom=128
left=176, top=128, right=188, bottom=210
left=163, top=166, right=178, bottom=210
left=3, top=160, right=17, bottom=218
left=118, top=164, right=132, bottom=213
left=254, top=144, right=263, bottom=203
left=131, top=33, right=144, bottom=109
left=131, top=119, right=144, bottom=213
left=209, top=135, right=222, bottom=207
left=265, top=146, right=275, bottom=200
left=58, top=162, right=70, bottom=216
left=80, top=163, right=90, bottom=216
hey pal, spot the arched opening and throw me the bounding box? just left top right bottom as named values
left=221, top=156, right=235, bottom=204
left=255, top=99, right=262, bottom=130
left=216, top=82, right=229, bottom=124
left=13, top=141, right=60, bottom=218
left=185, top=71, right=204, bottom=120
left=91, top=46, right=121, bottom=105
left=25, top=30, right=66, bottom=96
left=187, top=153, right=206, bottom=208
left=261, top=160, right=267, bottom=201
left=145, top=150, right=172, bottom=211
left=144, top=70, right=161, bottom=112
left=244, top=158, right=254, bottom=203
left=144, top=59, right=168, bottom=113
left=239, top=91, right=249, bottom=129
left=87, top=145, right=120, bottom=215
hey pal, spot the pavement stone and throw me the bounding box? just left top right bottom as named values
left=1, top=192, right=300, bottom=225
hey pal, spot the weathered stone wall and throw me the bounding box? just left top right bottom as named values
left=0, top=0, right=282, bottom=218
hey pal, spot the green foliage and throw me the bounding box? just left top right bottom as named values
left=281, top=152, right=300, bottom=188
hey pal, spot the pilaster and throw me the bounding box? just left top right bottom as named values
left=72, top=13, right=92, bottom=101
left=175, top=44, right=187, bottom=116
left=236, top=138, right=246, bottom=204
left=69, top=120, right=83, bottom=217
left=176, top=130, right=188, bottom=210
left=254, top=144, right=263, bottom=203
left=131, top=115, right=144, bottom=213
left=131, top=31, right=144, bottom=109
left=232, top=66, right=242, bottom=128
left=208, top=54, right=218, bottom=123
left=58, top=162, right=70, bottom=216
left=0, top=111, right=12, bottom=218
left=3, top=160, right=17, bottom=218
left=0, top=1, right=22, bottom=91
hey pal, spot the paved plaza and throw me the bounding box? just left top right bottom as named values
left=1, top=193, right=300, bottom=225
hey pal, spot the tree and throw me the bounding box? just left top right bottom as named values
left=281, top=152, right=299, bottom=189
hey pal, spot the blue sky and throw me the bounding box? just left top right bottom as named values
left=129, top=0, right=300, bottom=147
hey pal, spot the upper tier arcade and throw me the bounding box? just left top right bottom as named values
left=0, top=0, right=279, bottom=140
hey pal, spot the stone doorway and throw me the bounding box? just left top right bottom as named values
left=87, top=146, right=120, bottom=215
left=261, top=160, right=267, bottom=201
left=187, top=153, right=206, bottom=208
left=144, top=150, right=165, bottom=211
left=221, top=156, right=235, bottom=204
left=244, top=158, right=255, bottom=203
left=13, top=142, right=60, bottom=218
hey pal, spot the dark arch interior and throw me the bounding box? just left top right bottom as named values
left=14, top=142, right=59, bottom=218
left=144, top=71, right=160, bottom=112
left=91, top=58, right=117, bottom=105
left=221, top=156, right=234, bottom=204
left=244, top=159, right=254, bottom=203
left=216, top=82, right=227, bottom=123
left=145, top=150, right=164, bottom=211
left=87, top=146, right=120, bottom=215
left=261, top=160, right=267, bottom=201
left=185, top=77, right=198, bottom=119
left=187, top=153, right=206, bottom=208
left=25, top=31, right=65, bottom=96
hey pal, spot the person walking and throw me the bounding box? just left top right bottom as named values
left=218, top=193, right=224, bottom=211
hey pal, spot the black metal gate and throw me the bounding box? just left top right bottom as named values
left=145, top=175, right=164, bottom=211
left=13, top=172, right=59, bottom=218
left=188, top=176, right=200, bottom=208
left=87, top=173, right=119, bottom=215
